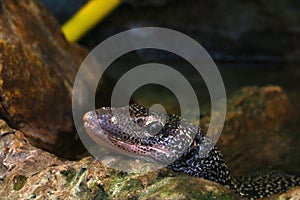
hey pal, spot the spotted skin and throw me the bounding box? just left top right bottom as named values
left=83, top=104, right=300, bottom=199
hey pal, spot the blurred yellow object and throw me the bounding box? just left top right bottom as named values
left=62, top=0, right=121, bottom=42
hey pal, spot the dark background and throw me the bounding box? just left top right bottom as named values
left=40, top=0, right=300, bottom=61
left=39, top=0, right=300, bottom=111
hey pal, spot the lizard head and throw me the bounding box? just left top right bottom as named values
left=83, top=104, right=197, bottom=164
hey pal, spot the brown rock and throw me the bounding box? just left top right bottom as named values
left=216, top=86, right=295, bottom=175
left=0, top=119, right=63, bottom=182
left=263, top=187, right=300, bottom=200
left=0, top=0, right=88, bottom=158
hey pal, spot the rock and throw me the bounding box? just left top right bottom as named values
left=0, top=0, right=88, bottom=158
left=263, top=187, right=300, bottom=200
left=212, top=86, right=295, bottom=175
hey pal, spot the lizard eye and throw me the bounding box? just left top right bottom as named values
left=148, top=121, right=163, bottom=135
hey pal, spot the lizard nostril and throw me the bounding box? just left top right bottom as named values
left=83, top=111, right=96, bottom=123
left=83, top=113, right=89, bottom=122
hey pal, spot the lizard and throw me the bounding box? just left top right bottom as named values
left=83, top=103, right=300, bottom=199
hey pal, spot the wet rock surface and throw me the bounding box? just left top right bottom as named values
left=0, top=0, right=87, bottom=158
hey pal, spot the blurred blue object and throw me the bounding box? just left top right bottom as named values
left=40, top=0, right=88, bottom=24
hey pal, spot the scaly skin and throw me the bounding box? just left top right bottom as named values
left=83, top=104, right=300, bottom=199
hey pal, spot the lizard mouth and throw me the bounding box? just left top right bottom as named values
left=106, top=135, right=173, bottom=163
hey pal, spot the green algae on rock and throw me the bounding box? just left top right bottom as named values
left=12, top=175, right=27, bottom=191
